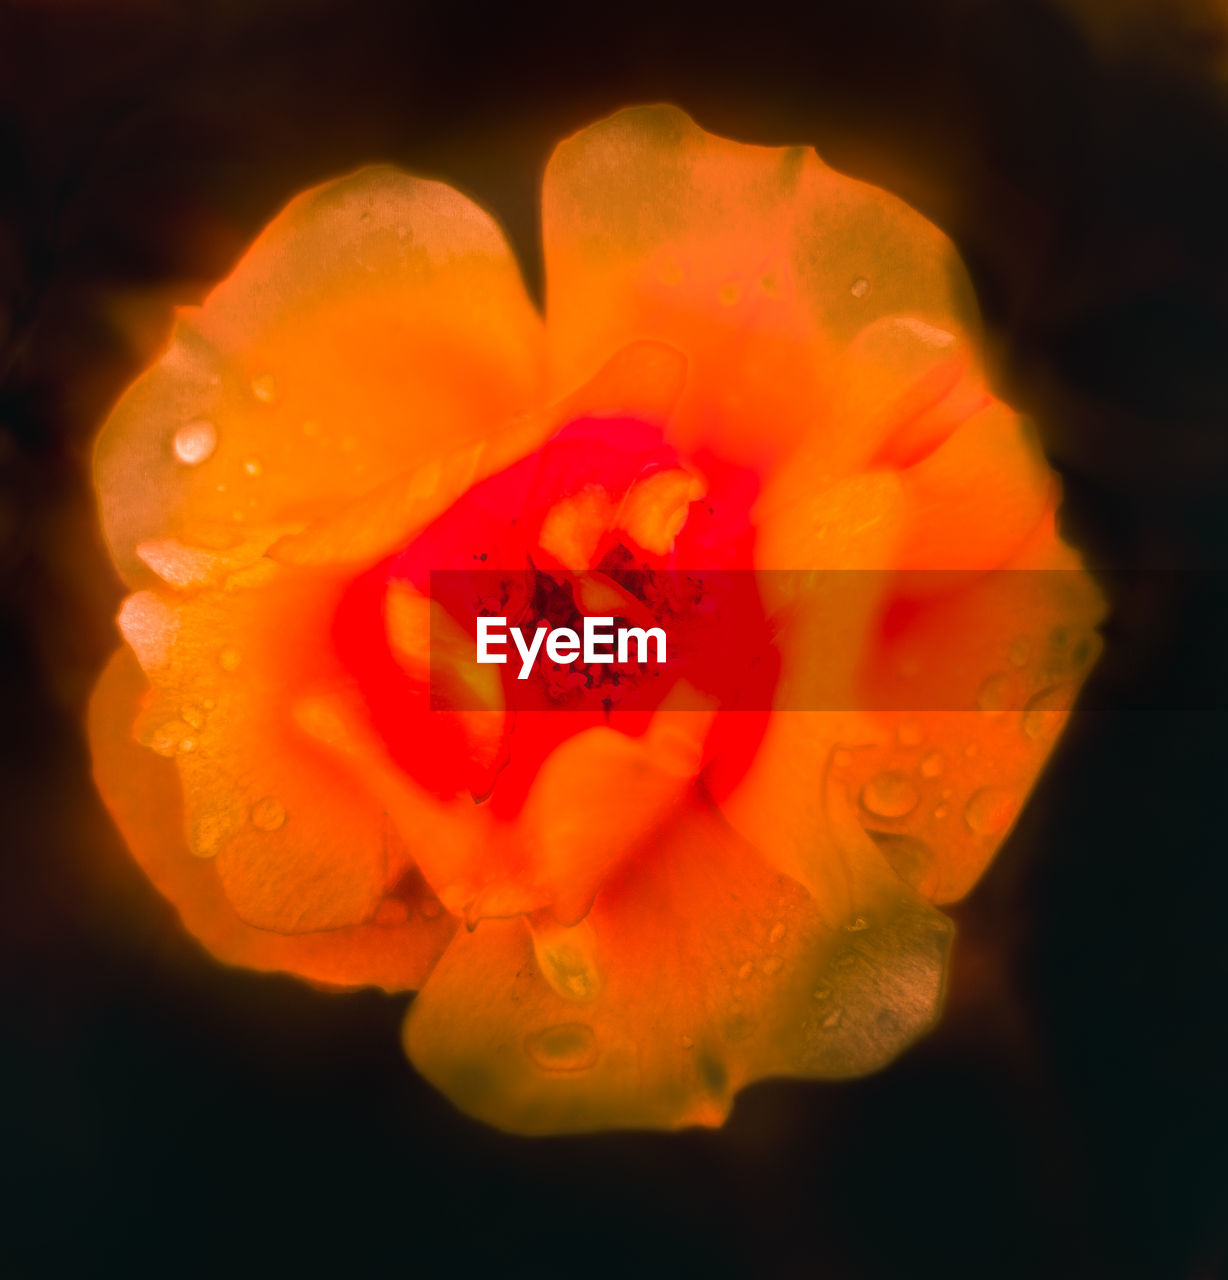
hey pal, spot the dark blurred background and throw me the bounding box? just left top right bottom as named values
left=2, top=1, right=1227, bottom=1276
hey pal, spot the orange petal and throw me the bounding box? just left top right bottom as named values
left=404, top=793, right=950, bottom=1134
left=542, top=105, right=974, bottom=468
left=846, top=508, right=1106, bottom=903
left=895, top=402, right=1053, bottom=573
left=95, top=166, right=545, bottom=586
left=269, top=338, right=688, bottom=569
left=113, top=565, right=402, bottom=934
left=90, top=647, right=456, bottom=990
left=511, top=684, right=717, bottom=926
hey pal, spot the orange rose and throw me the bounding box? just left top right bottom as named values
left=89, top=106, right=1102, bottom=1134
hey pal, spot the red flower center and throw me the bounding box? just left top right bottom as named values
left=332, top=415, right=777, bottom=813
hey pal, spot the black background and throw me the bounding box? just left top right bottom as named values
left=3, top=2, right=1227, bottom=1276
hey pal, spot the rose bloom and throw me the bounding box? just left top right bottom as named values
left=89, top=106, right=1102, bottom=1134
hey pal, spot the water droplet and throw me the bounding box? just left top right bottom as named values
left=738, top=960, right=754, bottom=982
left=172, top=419, right=217, bottom=466
left=1022, top=684, right=1069, bottom=739
left=897, top=721, right=924, bottom=746
left=181, top=703, right=206, bottom=730
left=1008, top=636, right=1031, bottom=668
left=760, top=955, right=784, bottom=977
left=680, top=1034, right=695, bottom=1050
left=524, top=1023, right=598, bottom=1072
left=933, top=804, right=949, bottom=820
left=146, top=719, right=194, bottom=757
left=243, top=457, right=263, bottom=477
left=976, top=672, right=1012, bottom=714
left=850, top=276, right=870, bottom=298
left=217, top=647, right=240, bottom=672
left=860, top=771, right=920, bottom=819
left=812, top=986, right=832, bottom=1001
left=919, top=751, right=944, bottom=778
left=769, top=922, right=786, bottom=945
left=846, top=916, right=869, bottom=932
left=374, top=897, right=410, bottom=927
left=251, top=373, right=277, bottom=403
left=724, top=1011, right=754, bottom=1043
left=867, top=831, right=934, bottom=893
left=531, top=918, right=602, bottom=1002
left=876, top=1009, right=902, bottom=1034
left=821, top=1008, right=843, bottom=1030
left=250, top=796, right=286, bottom=831
left=964, top=787, right=1015, bottom=836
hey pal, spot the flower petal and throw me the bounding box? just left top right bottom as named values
left=96, top=167, right=545, bottom=585
left=110, top=562, right=422, bottom=937
left=404, top=794, right=950, bottom=1134
left=846, top=508, right=1105, bottom=902
left=542, top=105, right=973, bottom=468
left=270, top=339, right=687, bottom=569
left=90, top=647, right=456, bottom=990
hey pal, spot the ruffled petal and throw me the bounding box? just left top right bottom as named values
left=542, top=105, right=973, bottom=469
left=846, top=508, right=1105, bottom=902
left=404, top=793, right=950, bottom=1134
left=96, top=167, right=545, bottom=585
left=105, top=555, right=446, bottom=940
left=90, top=648, right=456, bottom=990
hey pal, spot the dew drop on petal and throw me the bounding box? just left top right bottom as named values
left=850, top=276, right=870, bottom=298
left=769, top=922, right=787, bottom=945
left=146, top=719, right=194, bottom=758
left=919, top=751, right=944, bottom=778
left=172, top=420, right=217, bottom=466
left=877, top=1009, right=902, bottom=1035
left=532, top=918, right=602, bottom=1002
left=760, top=955, right=784, bottom=976
left=964, top=787, right=1015, bottom=836
left=860, top=771, right=920, bottom=819
left=250, top=796, right=286, bottom=831
left=738, top=960, right=754, bottom=982
left=867, top=831, right=934, bottom=893
left=524, top=1023, right=598, bottom=1072
left=976, top=672, right=1012, bottom=714
left=251, top=373, right=277, bottom=404
left=243, top=457, right=263, bottom=477
left=821, top=1008, right=844, bottom=1030
left=680, top=1033, right=695, bottom=1050
left=1022, top=684, right=1070, bottom=740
